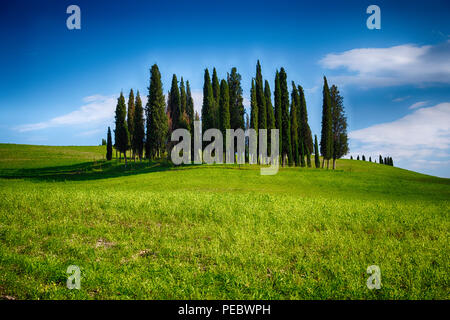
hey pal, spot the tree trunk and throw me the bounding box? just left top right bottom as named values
left=333, top=158, right=336, bottom=170
left=321, top=158, right=325, bottom=168
left=326, top=159, right=330, bottom=169
left=124, top=152, right=127, bottom=168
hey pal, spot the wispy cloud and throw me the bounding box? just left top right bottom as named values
left=320, top=41, right=450, bottom=87
left=16, top=95, right=117, bottom=132
left=348, top=102, right=450, bottom=177
left=408, top=101, right=429, bottom=110
left=393, top=96, right=411, bottom=102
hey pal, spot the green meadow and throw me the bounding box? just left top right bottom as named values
left=0, top=143, right=448, bottom=299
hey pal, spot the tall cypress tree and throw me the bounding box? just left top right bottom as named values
left=168, top=74, right=181, bottom=132
left=145, top=64, right=168, bottom=160
left=290, top=82, right=299, bottom=166
left=115, top=92, right=129, bottom=166
left=300, top=142, right=306, bottom=167
left=330, top=85, right=349, bottom=169
left=265, top=80, right=275, bottom=154
left=250, top=79, right=258, bottom=132
left=320, top=76, right=333, bottom=169
left=274, top=71, right=282, bottom=158
left=106, top=126, right=112, bottom=161
left=133, top=91, right=145, bottom=161
left=219, top=79, right=230, bottom=149
left=298, top=85, right=313, bottom=157
left=280, top=68, right=292, bottom=166
left=180, top=77, right=187, bottom=115
left=186, top=80, right=194, bottom=132
left=211, top=68, right=220, bottom=128
left=127, top=89, right=135, bottom=159
left=255, top=60, right=267, bottom=134
left=202, top=69, right=215, bottom=136
left=379, top=155, right=383, bottom=164
left=314, top=134, right=320, bottom=168
left=228, top=67, right=245, bottom=130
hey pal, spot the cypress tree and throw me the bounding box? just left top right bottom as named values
left=115, top=92, right=129, bottom=166
left=362, top=155, right=366, bottom=161
left=219, top=79, right=230, bottom=148
left=390, top=157, right=394, bottom=166
left=357, top=155, right=360, bottom=160
left=106, top=126, right=112, bottom=161
left=133, top=91, right=145, bottom=161
left=306, top=147, right=311, bottom=167
left=168, top=74, right=181, bottom=132
left=320, top=76, right=333, bottom=169
left=255, top=61, right=267, bottom=133
left=250, top=79, right=258, bottom=132
left=186, top=81, right=194, bottom=132
left=202, top=69, right=215, bottom=136
left=145, top=64, right=168, bottom=160
left=330, top=85, right=349, bottom=169
left=379, top=155, right=383, bottom=164
left=350, top=155, right=353, bottom=160
left=265, top=80, right=275, bottom=154
left=369, top=156, right=372, bottom=162
left=290, top=82, right=300, bottom=166
left=274, top=71, right=282, bottom=158
left=298, top=85, right=313, bottom=158
left=180, top=77, right=187, bottom=115
left=127, top=89, right=135, bottom=159
left=314, top=134, right=320, bottom=168
left=228, top=68, right=245, bottom=130
left=280, top=68, right=292, bottom=166
left=211, top=68, right=220, bottom=128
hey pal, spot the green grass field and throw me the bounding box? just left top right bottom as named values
left=0, top=143, right=448, bottom=299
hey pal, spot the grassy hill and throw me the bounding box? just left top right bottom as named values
left=0, top=144, right=448, bottom=299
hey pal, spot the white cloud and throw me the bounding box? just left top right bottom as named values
left=16, top=95, right=117, bottom=132
left=320, top=41, right=450, bottom=87
left=408, top=101, right=429, bottom=110
left=393, top=96, right=411, bottom=102
left=348, top=102, right=450, bottom=177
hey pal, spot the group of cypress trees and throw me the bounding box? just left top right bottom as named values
left=108, top=62, right=351, bottom=169
left=350, top=154, right=394, bottom=166
left=320, top=77, right=349, bottom=169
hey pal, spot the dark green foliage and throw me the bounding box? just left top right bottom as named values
left=379, top=155, right=383, bottom=164
left=186, top=81, right=194, bottom=133
left=362, top=155, right=366, bottom=161
left=290, top=82, right=300, bottom=166
left=300, top=142, right=306, bottom=167
left=369, top=156, right=372, bottom=162
left=350, top=155, right=353, bottom=160
left=168, top=74, right=181, bottom=131
left=357, top=155, right=360, bottom=160
left=180, top=77, right=187, bottom=115
left=320, top=76, right=333, bottom=168
left=298, top=85, right=313, bottom=155
left=279, top=68, right=292, bottom=165
left=211, top=68, right=220, bottom=128
left=330, top=85, right=349, bottom=166
left=133, top=91, right=145, bottom=160
left=202, top=69, right=215, bottom=135
left=314, top=135, right=320, bottom=168
left=219, top=79, right=230, bottom=143
left=265, top=80, right=275, bottom=154
left=255, top=60, right=267, bottom=132
left=101, top=139, right=106, bottom=146
left=127, top=89, right=135, bottom=155
left=250, top=79, right=258, bottom=131
left=114, top=92, right=129, bottom=164
left=106, top=127, right=112, bottom=160
left=274, top=71, right=282, bottom=155
left=306, top=145, right=311, bottom=167
left=228, top=68, right=245, bottom=130
left=145, top=64, right=168, bottom=159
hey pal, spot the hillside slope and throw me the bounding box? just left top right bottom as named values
left=0, top=144, right=448, bottom=299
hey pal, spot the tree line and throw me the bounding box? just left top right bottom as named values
left=108, top=61, right=349, bottom=169
left=350, top=155, right=394, bottom=166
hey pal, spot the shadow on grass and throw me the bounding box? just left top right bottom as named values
left=0, top=159, right=186, bottom=182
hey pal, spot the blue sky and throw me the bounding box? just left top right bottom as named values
left=0, top=0, right=449, bottom=177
